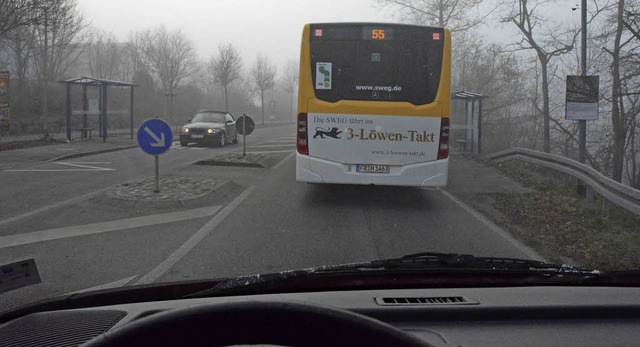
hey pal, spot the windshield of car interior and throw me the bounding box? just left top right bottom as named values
left=192, top=112, right=227, bottom=124
left=1, top=0, right=639, bottom=314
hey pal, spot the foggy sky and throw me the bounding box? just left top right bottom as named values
left=77, top=0, right=390, bottom=69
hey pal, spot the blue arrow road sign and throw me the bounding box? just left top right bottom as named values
left=137, top=118, right=173, bottom=155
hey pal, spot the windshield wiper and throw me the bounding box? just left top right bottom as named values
left=184, top=252, right=600, bottom=298
left=374, top=252, right=583, bottom=271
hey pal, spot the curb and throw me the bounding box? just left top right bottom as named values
left=48, top=145, right=138, bottom=162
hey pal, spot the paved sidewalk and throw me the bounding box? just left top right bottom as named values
left=0, top=134, right=137, bottom=170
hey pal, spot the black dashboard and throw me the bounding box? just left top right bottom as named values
left=2, top=286, right=640, bottom=346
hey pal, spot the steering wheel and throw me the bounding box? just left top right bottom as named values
left=83, top=300, right=432, bottom=346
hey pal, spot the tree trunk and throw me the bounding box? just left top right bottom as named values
left=611, top=0, right=625, bottom=182
left=540, top=54, right=550, bottom=153
left=224, top=83, right=229, bottom=112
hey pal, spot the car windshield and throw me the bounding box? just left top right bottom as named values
left=1, top=0, right=639, bottom=313
left=191, top=112, right=227, bottom=124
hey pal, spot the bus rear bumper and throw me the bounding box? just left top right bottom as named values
left=296, top=154, right=448, bottom=187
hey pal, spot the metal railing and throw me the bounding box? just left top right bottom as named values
left=487, top=147, right=640, bottom=216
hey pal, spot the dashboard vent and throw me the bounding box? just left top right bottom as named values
left=0, top=310, right=126, bottom=347
left=375, top=296, right=478, bottom=306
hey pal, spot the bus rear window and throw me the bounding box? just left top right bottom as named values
left=310, top=24, right=444, bottom=105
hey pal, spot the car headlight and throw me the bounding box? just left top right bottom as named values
left=181, top=128, right=189, bottom=133
left=207, top=128, right=216, bottom=134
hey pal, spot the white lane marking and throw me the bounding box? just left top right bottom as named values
left=0, top=187, right=112, bottom=227
left=68, top=275, right=137, bottom=294
left=245, top=150, right=294, bottom=154
left=171, top=143, right=206, bottom=150
left=0, top=206, right=221, bottom=249
left=263, top=140, right=297, bottom=143
left=5, top=161, right=115, bottom=172
left=248, top=144, right=295, bottom=148
left=438, top=189, right=546, bottom=262
left=272, top=151, right=295, bottom=170
left=172, top=147, right=206, bottom=150
left=55, top=162, right=116, bottom=171
left=135, top=186, right=255, bottom=285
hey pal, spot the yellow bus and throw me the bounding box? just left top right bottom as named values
left=296, top=23, right=451, bottom=187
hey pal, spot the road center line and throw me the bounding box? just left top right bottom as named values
left=134, top=186, right=255, bottom=285
left=0, top=206, right=221, bottom=249
left=438, top=188, right=546, bottom=262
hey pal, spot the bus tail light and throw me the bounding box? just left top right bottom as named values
left=297, top=113, right=309, bottom=155
left=437, top=118, right=450, bottom=160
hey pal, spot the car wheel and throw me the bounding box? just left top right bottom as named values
left=232, top=135, right=239, bottom=144
left=180, top=140, right=188, bottom=147
left=218, top=133, right=226, bottom=147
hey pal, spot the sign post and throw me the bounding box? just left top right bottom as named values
left=137, top=118, right=173, bottom=193
left=566, top=75, right=599, bottom=121
left=235, top=114, right=255, bottom=156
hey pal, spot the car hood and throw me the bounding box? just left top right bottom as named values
left=184, top=122, right=225, bottom=129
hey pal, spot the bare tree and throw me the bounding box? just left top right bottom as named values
left=87, top=30, right=121, bottom=79
left=0, top=0, right=41, bottom=39
left=135, top=27, right=197, bottom=92
left=132, top=26, right=198, bottom=125
left=377, top=0, right=496, bottom=31
left=502, top=0, right=584, bottom=153
left=250, top=55, right=276, bottom=125
left=209, top=43, right=242, bottom=112
left=279, top=60, right=299, bottom=122
left=30, top=0, right=87, bottom=136
left=454, top=39, right=531, bottom=152
left=603, top=0, right=640, bottom=183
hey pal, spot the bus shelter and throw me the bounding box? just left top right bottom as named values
left=58, top=77, right=136, bottom=142
left=451, top=91, right=488, bottom=155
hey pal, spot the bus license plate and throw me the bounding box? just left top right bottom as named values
left=357, top=164, right=390, bottom=174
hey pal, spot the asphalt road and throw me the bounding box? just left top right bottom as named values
left=0, top=123, right=540, bottom=312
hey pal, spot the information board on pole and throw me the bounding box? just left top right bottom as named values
left=566, top=75, right=599, bottom=121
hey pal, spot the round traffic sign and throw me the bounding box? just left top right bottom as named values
left=137, top=118, right=173, bottom=155
left=235, top=116, right=255, bottom=136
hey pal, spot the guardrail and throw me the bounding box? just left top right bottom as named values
left=487, top=147, right=640, bottom=217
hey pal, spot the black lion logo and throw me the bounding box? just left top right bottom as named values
left=313, top=127, right=342, bottom=139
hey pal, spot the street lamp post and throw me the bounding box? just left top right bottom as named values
left=41, top=8, right=48, bottom=138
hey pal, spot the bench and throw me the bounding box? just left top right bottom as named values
left=75, top=127, right=94, bottom=140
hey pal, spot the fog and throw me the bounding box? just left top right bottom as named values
left=78, top=0, right=390, bottom=65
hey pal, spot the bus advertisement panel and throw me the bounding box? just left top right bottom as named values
left=296, top=23, right=451, bottom=187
